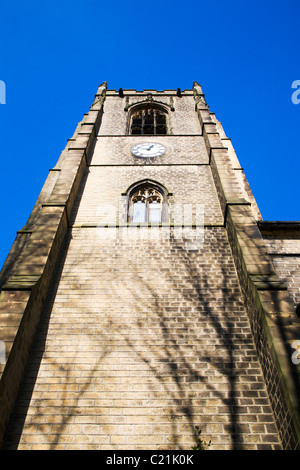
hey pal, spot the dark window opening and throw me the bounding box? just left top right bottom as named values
left=130, top=108, right=168, bottom=135
left=131, top=126, right=142, bottom=135
left=296, top=302, right=300, bottom=319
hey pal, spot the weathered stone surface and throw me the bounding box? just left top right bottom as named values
left=0, top=83, right=299, bottom=450
left=0, top=85, right=104, bottom=448
left=1, top=228, right=282, bottom=450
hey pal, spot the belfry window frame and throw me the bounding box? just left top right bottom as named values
left=128, top=105, right=169, bottom=136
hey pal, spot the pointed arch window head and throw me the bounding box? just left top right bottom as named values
left=128, top=182, right=167, bottom=224
left=130, top=106, right=168, bottom=135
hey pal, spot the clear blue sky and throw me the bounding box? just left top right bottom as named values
left=0, top=0, right=299, bottom=269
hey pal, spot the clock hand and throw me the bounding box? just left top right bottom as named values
left=147, top=145, right=154, bottom=150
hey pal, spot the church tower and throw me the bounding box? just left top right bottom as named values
left=0, top=82, right=299, bottom=450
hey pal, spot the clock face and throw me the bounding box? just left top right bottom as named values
left=131, top=142, right=167, bottom=158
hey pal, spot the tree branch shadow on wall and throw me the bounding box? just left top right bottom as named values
left=2, top=227, right=266, bottom=450
left=1, top=231, right=110, bottom=450
left=116, top=229, right=250, bottom=450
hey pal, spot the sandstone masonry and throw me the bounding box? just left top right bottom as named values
left=0, top=82, right=299, bottom=450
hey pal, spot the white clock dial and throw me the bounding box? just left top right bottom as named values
left=130, top=143, right=167, bottom=158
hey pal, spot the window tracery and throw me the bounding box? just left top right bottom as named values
left=128, top=182, right=166, bottom=223
left=130, top=107, right=168, bottom=135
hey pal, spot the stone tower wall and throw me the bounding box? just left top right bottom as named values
left=0, top=83, right=299, bottom=450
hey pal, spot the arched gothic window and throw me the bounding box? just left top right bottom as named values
left=128, top=182, right=167, bottom=223
left=130, top=106, right=168, bottom=135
